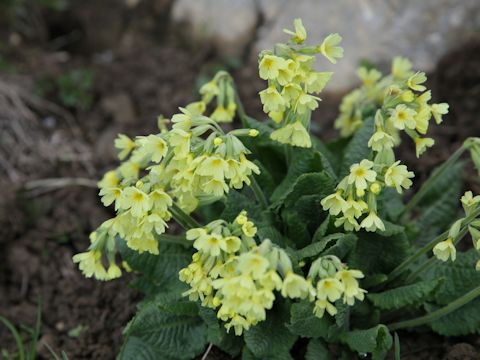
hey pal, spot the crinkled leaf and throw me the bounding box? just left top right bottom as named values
left=322, top=234, right=357, bottom=260
left=270, top=149, right=325, bottom=204
left=282, top=210, right=312, bottom=248
left=119, top=241, right=192, bottom=299
left=339, top=117, right=374, bottom=178
left=305, top=338, right=332, bottom=360
left=414, top=164, right=463, bottom=246
left=287, top=301, right=332, bottom=339
left=348, top=230, right=411, bottom=275
left=221, top=190, right=262, bottom=223
left=119, top=302, right=207, bottom=360
left=424, top=250, right=480, bottom=336
left=428, top=298, right=480, bottom=336
left=427, top=249, right=480, bottom=305
left=368, top=279, right=443, bottom=310
left=244, top=301, right=297, bottom=360
left=296, top=233, right=347, bottom=260
left=341, top=325, right=393, bottom=360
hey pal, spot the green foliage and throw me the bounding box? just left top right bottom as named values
left=244, top=301, right=297, bottom=360
left=0, top=305, right=68, bottom=360
left=91, top=21, right=480, bottom=360
left=423, top=250, right=480, bottom=336
left=119, top=302, right=207, bottom=360
left=347, top=222, right=410, bottom=276
left=119, top=241, right=192, bottom=300
left=305, top=338, right=331, bottom=360
left=368, top=279, right=442, bottom=310
left=36, top=68, right=94, bottom=111
left=414, top=163, right=463, bottom=246
left=339, top=117, right=375, bottom=177
left=287, top=301, right=332, bottom=338
left=340, top=325, right=393, bottom=360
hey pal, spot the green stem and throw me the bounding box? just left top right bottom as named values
left=404, top=225, right=470, bottom=283
left=157, top=234, right=191, bottom=247
left=250, top=176, right=269, bottom=210
left=384, top=207, right=480, bottom=286
left=170, top=202, right=201, bottom=230
left=232, top=84, right=248, bottom=128
left=388, top=285, right=480, bottom=331
left=401, top=144, right=467, bottom=220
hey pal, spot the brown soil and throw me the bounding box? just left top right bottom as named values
left=1, top=2, right=479, bottom=359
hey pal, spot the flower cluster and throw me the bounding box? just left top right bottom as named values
left=199, top=71, right=238, bottom=123
left=74, top=77, right=261, bottom=280
left=433, top=191, right=480, bottom=268
left=258, top=19, right=343, bottom=148
left=321, top=157, right=414, bottom=232
left=323, top=60, right=449, bottom=232
left=179, top=211, right=366, bottom=335
left=308, top=256, right=366, bottom=317
left=336, top=57, right=449, bottom=158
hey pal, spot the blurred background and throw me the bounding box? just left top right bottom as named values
left=0, top=0, right=479, bottom=359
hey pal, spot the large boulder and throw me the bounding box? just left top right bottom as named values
left=256, top=0, right=480, bottom=92
left=171, top=0, right=259, bottom=57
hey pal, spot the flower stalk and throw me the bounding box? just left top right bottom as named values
left=388, top=285, right=480, bottom=331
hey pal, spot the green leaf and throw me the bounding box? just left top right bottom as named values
left=270, top=149, right=325, bottom=204
left=305, top=338, right=332, bottom=360
left=368, top=279, right=443, bottom=310
left=197, top=308, right=242, bottom=356
left=257, top=225, right=287, bottom=247
left=378, top=188, right=405, bottom=222
left=120, top=302, right=207, bottom=360
left=283, top=172, right=335, bottom=208
left=242, top=347, right=261, bottom=360
left=348, top=229, right=411, bottom=275
left=198, top=307, right=223, bottom=344
left=296, top=233, right=347, bottom=260
left=322, top=234, right=357, bottom=260
left=341, top=325, right=393, bottom=360
left=428, top=249, right=480, bottom=305
left=282, top=210, right=312, bottom=248
left=244, top=301, right=297, bottom=360
left=428, top=298, right=480, bottom=336
left=312, top=138, right=338, bottom=180
left=119, top=241, right=192, bottom=299
left=221, top=190, right=262, bottom=223
left=339, top=117, right=374, bottom=178
left=287, top=301, right=332, bottom=339
left=414, top=164, right=463, bottom=246
left=425, top=250, right=480, bottom=336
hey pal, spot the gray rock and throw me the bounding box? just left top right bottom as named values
left=256, top=0, right=480, bottom=92
left=171, top=0, right=259, bottom=57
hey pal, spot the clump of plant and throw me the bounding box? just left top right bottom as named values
left=0, top=307, right=69, bottom=360
left=36, top=68, right=94, bottom=111
left=74, top=19, right=480, bottom=359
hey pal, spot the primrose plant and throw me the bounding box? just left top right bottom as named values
left=74, top=19, right=480, bottom=360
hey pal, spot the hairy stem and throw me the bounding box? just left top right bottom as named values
left=170, top=202, right=201, bottom=230
left=157, top=233, right=190, bottom=247
left=250, top=176, right=269, bottom=210
left=388, top=285, right=480, bottom=331
left=232, top=84, right=248, bottom=128
left=404, top=224, right=470, bottom=283
left=384, top=207, right=480, bottom=286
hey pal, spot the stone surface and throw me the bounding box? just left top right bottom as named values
left=256, top=0, right=480, bottom=92
left=171, top=0, right=259, bottom=57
